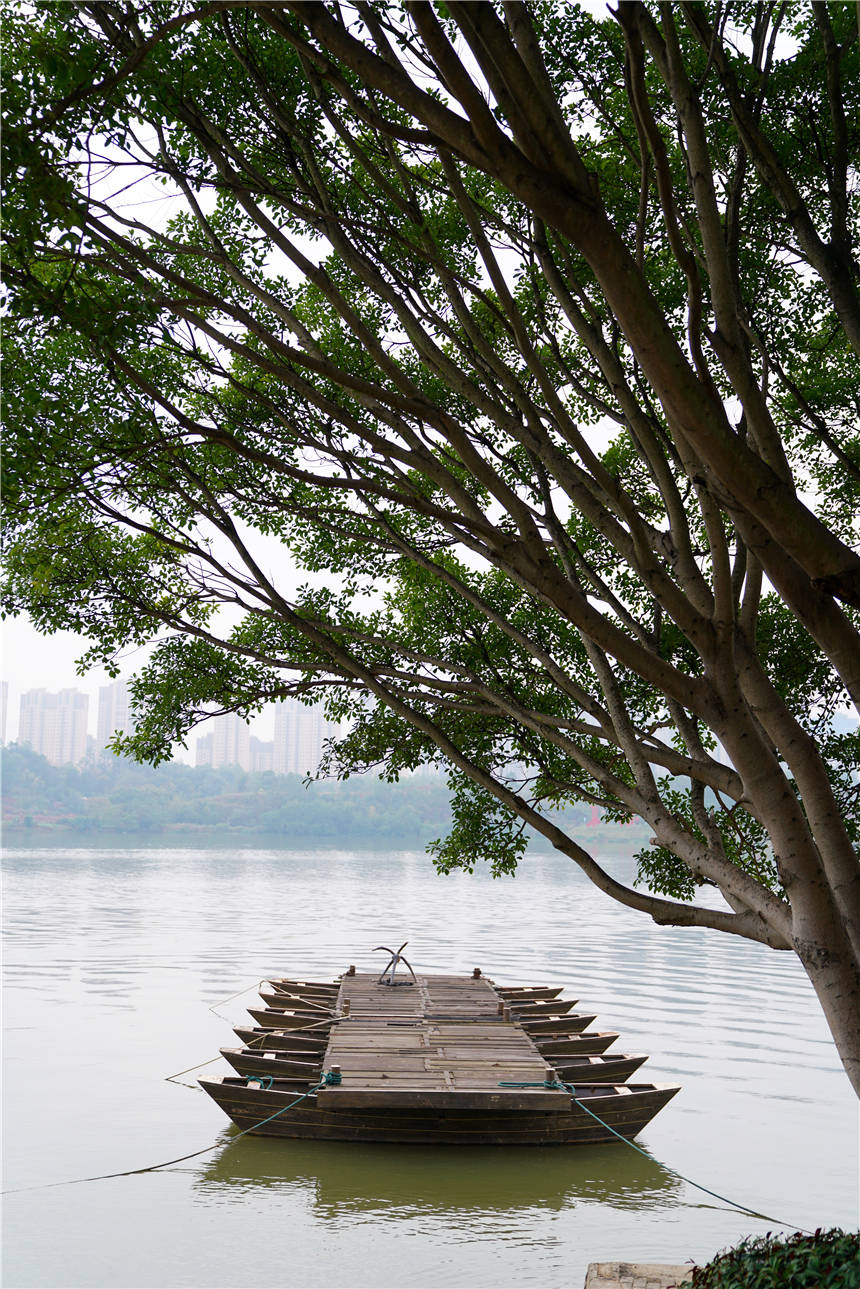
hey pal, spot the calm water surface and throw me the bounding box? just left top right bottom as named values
left=2, top=845, right=857, bottom=1288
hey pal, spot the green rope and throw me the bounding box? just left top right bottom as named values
left=498, top=1080, right=811, bottom=1233
left=2, top=1071, right=342, bottom=1197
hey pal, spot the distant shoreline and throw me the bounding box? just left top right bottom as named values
left=1, top=743, right=651, bottom=855
left=2, top=824, right=650, bottom=855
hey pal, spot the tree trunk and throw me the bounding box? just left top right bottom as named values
left=792, top=894, right=860, bottom=1097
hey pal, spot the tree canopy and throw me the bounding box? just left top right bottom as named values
left=2, top=2, right=859, bottom=1088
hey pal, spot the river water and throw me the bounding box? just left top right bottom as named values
left=2, top=844, right=856, bottom=1288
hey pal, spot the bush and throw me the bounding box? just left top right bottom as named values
left=691, top=1229, right=860, bottom=1289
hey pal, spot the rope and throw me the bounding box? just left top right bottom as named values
left=208, top=979, right=336, bottom=1026
left=2, top=1073, right=341, bottom=1198
left=164, top=1019, right=328, bottom=1089
left=271, top=992, right=333, bottom=1014
left=165, top=978, right=340, bottom=1088
left=207, top=980, right=267, bottom=1024
left=253, top=1014, right=341, bottom=1035
left=165, top=1053, right=225, bottom=1090
left=498, top=1080, right=812, bottom=1233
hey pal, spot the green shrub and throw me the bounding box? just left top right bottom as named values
left=691, top=1229, right=860, bottom=1289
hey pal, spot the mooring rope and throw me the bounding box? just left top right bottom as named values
left=164, top=1023, right=329, bottom=1089
left=498, top=1079, right=812, bottom=1233
left=206, top=980, right=267, bottom=1024
left=166, top=980, right=338, bottom=1087
left=1, top=1073, right=342, bottom=1197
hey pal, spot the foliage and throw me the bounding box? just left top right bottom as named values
left=2, top=1, right=859, bottom=1080
left=690, top=1229, right=860, bottom=1289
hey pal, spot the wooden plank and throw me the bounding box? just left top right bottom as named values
left=314, top=971, right=570, bottom=1112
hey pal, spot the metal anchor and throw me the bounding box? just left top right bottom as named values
left=373, top=940, right=417, bottom=986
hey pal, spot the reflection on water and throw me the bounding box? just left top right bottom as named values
left=2, top=844, right=856, bottom=1289
left=196, top=1133, right=682, bottom=1216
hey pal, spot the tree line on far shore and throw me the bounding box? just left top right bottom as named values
left=3, top=743, right=643, bottom=849
left=1, top=743, right=451, bottom=842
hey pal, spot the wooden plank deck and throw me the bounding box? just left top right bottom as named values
left=315, top=972, right=571, bottom=1111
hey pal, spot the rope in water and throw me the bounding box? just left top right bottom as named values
left=499, top=1079, right=812, bottom=1233
left=1, top=1073, right=341, bottom=1197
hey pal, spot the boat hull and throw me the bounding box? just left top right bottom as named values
left=506, top=999, right=577, bottom=1017
left=199, top=1077, right=679, bottom=1145
left=520, top=1014, right=597, bottom=1035
left=247, top=1007, right=334, bottom=1031
left=233, top=1026, right=328, bottom=1052
left=267, top=979, right=340, bottom=995
left=220, top=1047, right=322, bottom=1078
left=258, top=989, right=336, bottom=1012
left=535, top=1032, right=618, bottom=1055
left=495, top=986, right=563, bottom=1001
left=546, top=1054, right=648, bottom=1083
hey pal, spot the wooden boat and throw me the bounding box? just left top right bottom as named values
left=222, top=1044, right=645, bottom=1085
left=202, top=970, right=679, bottom=1147
left=545, top=1053, right=648, bottom=1083
left=220, top=1047, right=322, bottom=1079
left=496, top=986, right=563, bottom=1001
left=199, top=1076, right=679, bottom=1145
left=535, top=1032, right=619, bottom=1055
left=268, top=979, right=340, bottom=994
left=237, top=1023, right=617, bottom=1056
left=519, top=1014, right=598, bottom=1035
left=265, top=986, right=339, bottom=1003
left=503, top=998, right=577, bottom=1017
left=247, top=1007, right=335, bottom=1031
left=233, top=1026, right=328, bottom=1053
left=258, top=989, right=336, bottom=1011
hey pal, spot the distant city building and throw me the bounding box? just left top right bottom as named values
left=18, top=688, right=89, bottom=766
left=0, top=680, right=8, bottom=744
left=250, top=736, right=274, bottom=773
left=97, top=678, right=133, bottom=755
left=273, top=698, right=338, bottom=776
left=194, top=704, right=339, bottom=775
left=194, top=712, right=251, bottom=769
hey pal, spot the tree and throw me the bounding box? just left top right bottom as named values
left=3, top=2, right=859, bottom=1089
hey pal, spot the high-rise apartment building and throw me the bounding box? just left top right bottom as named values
left=194, top=713, right=251, bottom=769
left=249, top=736, right=274, bottom=773
left=17, top=688, right=89, bottom=766
left=97, top=678, right=133, bottom=754
left=273, top=698, right=338, bottom=776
